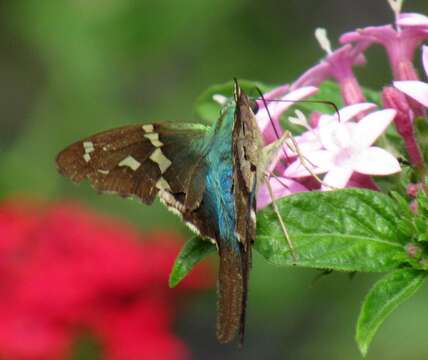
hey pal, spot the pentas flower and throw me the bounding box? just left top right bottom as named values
left=340, top=4, right=428, bottom=82
left=285, top=102, right=378, bottom=157
left=283, top=106, right=401, bottom=189
left=256, top=83, right=290, bottom=106
left=257, top=176, right=308, bottom=210
left=383, top=86, right=425, bottom=171
left=291, top=28, right=367, bottom=106
left=256, top=85, right=318, bottom=143
left=255, top=86, right=319, bottom=208
left=0, top=199, right=211, bottom=360
left=255, top=104, right=382, bottom=208
left=394, top=45, right=428, bottom=108
left=397, top=12, right=428, bottom=29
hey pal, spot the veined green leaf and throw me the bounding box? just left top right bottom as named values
left=169, top=237, right=216, bottom=288
left=256, top=189, right=411, bottom=272
left=356, top=269, right=426, bottom=356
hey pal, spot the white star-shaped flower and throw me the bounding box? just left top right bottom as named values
left=284, top=107, right=401, bottom=190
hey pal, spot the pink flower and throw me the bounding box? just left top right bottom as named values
left=256, top=85, right=318, bottom=143
left=397, top=12, right=428, bottom=28
left=340, top=5, right=428, bottom=82
left=286, top=103, right=378, bottom=157
left=284, top=106, right=401, bottom=189
left=292, top=28, right=367, bottom=105
left=382, top=86, right=425, bottom=171
left=394, top=45, right=428, bottom=107
left=255, top=86, right=319, bottom=208
left=88, top=296, right=188, bottom=360
left=0, top=199, right=211, bottom=360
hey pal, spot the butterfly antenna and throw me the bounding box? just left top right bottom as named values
left=255, top=88, right=292, bottom=165
left=263, top=98, right=341, bottom=121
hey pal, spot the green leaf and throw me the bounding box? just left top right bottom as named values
left=356, top=269, right=426, bottom=357
left=415, top=117, right=428, bottom=164
left=194, top=79, right=272, bottom=123
left=169, top=237, right=216, bottom=288
left=256, top=189, right=411, bottom=272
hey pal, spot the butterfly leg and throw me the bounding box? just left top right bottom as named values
left=264, top=174, right=298, bottom=263
left=285, top=134, right=336, bottom=190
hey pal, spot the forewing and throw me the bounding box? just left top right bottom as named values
left=232, top=85, right=262, bottom=248
left=56, top=122, right=209, bottom=205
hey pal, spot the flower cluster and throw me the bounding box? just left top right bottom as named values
left=256, top=0, right=428, bottom=208
left=0, top=198, right=211, bottom=360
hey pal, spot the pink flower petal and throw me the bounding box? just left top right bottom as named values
left=284, top=150, right=334, bottom=178
left=321, top=167, right=353, bottom=190
left=295, top=130, right=322, bottom=152
left=319, top=122, right=352, bottom=152
left=256, top=177, right=308, bottom=210
left=339, top=30, right=362, bottom=43
left=341, top=25, right=397, bottom=46
left=291, top=44, right=366, bottom=91
left=423, top=45, right=428, bottom=77
left=258, top=86, right=318, bottom=142
left=393, top=80, right=428, bottom=107
left=398, top=13, right=428, bottom=27
left=256, top=84, right=289, bottom=110
left=317, top=114, right=337, bottom=128
left=352, top=146, right=401, bottom=175
left=336, top=103, right=377, bottom=122
left=318, top=102, right=376, bottom=126
left=283, top=130, right=323, bottom=157
left=352, top=109, right=396, bottom=149
left=257, top=86, right=318, bottom=132
left=291, top=62, right=331, bottom=89
left=274, top=86, right=319, bottom=119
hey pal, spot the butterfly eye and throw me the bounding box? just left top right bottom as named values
left=249, top=100, right=259, bottom=115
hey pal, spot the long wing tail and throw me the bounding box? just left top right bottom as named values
left=216, top=243, right=251, bottom=345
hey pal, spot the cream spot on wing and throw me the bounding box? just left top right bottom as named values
left=118, top=156, right=141, bottom=171
left=83, top=141, right=94, bottom=152
left=142, top=124, right=154, bottom=133
left=185, top=222, right=201, bottom=235
left=165, top=205, right=183, bottom=218
left=82, top=141, right=95, bottom=162
left=97, top=169, right=109, bottom=175
left=144, top=133, right=163, bottom=147
left=158, top=188, right=186, bottom=212
left=155, top=177, right=171, bottom=191
left=250, top=209, right=257, bottom=223
left=149, top=148, right=172, bottom=173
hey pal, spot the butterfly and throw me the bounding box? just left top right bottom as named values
left=56, top=79, right=289, bottom=345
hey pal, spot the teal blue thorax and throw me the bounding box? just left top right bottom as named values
left=200, top=104, right=240, bottom=251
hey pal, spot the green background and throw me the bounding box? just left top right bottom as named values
left=1, top=0, right=428, bottom=359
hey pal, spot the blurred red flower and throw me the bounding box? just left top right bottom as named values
left=0, top=198, right=212, bottom=360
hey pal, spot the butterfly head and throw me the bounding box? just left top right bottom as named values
left=232, top=79, right=259, bottom=115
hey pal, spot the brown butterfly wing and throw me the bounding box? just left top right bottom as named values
left=56, top=123, right=209, bottom=205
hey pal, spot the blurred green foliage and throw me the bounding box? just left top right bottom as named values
left=2, top=0, right=428, bottom=359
